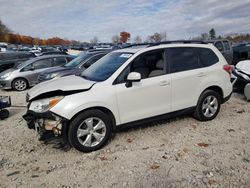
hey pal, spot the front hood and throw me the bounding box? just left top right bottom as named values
left=0, top=68, right=16, bottom=76
left=40, top=66, right=70, bottom=75
left=236, top=60, right=250, bottom=75
left=28, top=75, right=96, bottom=101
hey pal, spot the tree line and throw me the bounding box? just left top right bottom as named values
left=111, top=32, right=167, bottom=44
left=1, top=19, right=250, bottom=46
left=192, top=28, right=250, bottom=43
left=0, top=20, right=76, bottom=45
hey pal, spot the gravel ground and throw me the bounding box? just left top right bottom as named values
left=0, top=89, right=249, bottom=188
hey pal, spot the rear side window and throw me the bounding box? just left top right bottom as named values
left=168, top=47, right=199, bottom=73
left=215, top=41, right=224, bottom=51
left=223, top=41, right=230, bottom=51
left=53, top=57, right=66, bottom=66
left=33, top=58, right=53, bottom=69
left=196, top=48, right=219, bottom=67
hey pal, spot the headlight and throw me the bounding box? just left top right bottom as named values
left=0, top=72, right=12, bottom=79
left=29, top=96, right=64, bottom=113
left=235, top=70, right=250, bottom=81
left=46, top=73, right=58, bottom=79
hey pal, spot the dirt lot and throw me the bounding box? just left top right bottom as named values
left=0, top=89, right=249, bottom=188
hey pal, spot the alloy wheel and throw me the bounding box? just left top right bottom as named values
left=202, top=95, right=218, bottom=118
left=77, top=117, right=106, bottom=147
left=14, top=79, right=27, bottom=91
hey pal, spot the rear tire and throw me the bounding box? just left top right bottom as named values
left=12, top=78, right=28, bottom=91
left=0, top=109, right=9, bottom=120
left=194, top=90, right=221, bottom=121
left=68, top=109, right=112, bottom=152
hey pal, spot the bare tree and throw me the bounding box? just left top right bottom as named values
left=90, top=36, right=98, bottom=44
left=160, top=32, right=167, bottom=41
left=201, top=33, right=209, bottom=41
left=146, top=33, right=163, bottom=43
left=134, top=35, right=142, bottom=44
left=112, top=35, right=120, bottom=44
left=191, top=32, right=209, bottom=41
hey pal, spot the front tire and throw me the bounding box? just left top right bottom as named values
left=194, top=90, right=221, bottom=121
left=68, top=110, right=112, bottom=152
left=12, top=78, right=28, bottom=91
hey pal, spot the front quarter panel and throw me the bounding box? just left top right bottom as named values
left=49, top=82, right=120, bottom=124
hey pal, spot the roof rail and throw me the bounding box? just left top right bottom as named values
left=148, top=40, right=208, bottom=47
left=122, top=43, right=153, bottom=49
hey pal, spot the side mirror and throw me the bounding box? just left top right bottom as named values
left=125, top=72, right=141, bottom=88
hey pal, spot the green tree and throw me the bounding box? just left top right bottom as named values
left=0, top=19, right=11, bottom=35
left=209, top=28, right=216, bottom=39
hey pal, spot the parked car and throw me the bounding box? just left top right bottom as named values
left=232, top=60, right=250, bottom=90
left=0, top=51, right=36, bottom=73
left=23, top=41, right=233, bottom=152
left=208, top=39, right=233, bottom=65
left=37, top=50, right=110, bottom=83
left=0, top=42, right=8, bottom=52
left=40, top=51, right=69, bottom=56
left=0, top=55, right=74, bottom=91
left=232, top=43, right=250, bottom=64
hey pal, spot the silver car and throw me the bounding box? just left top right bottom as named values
left=0, top=55, right=74, bottom=91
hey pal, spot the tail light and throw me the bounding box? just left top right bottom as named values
left=223, top=65, right=233, bottom=77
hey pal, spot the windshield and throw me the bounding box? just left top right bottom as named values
left=64, top=52, right=92, bottom=68
left=81, top=52, right=133, bottom=81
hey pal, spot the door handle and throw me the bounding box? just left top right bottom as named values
left=197, top=72, right=206, bottom=77
left=159, top=81, right=170, bottom=86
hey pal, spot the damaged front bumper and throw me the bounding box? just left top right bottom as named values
left=23, top=110, right=69, bottom=144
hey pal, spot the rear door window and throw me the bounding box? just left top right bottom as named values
left=196, top=48, right=219, bottom=67
left=53, top=57, right=67, bottom=66
left=167, top=47, right=200, bottom=73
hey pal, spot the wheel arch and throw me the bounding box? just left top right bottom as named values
left=201, top=85, right=224, bottom=102
left=11, top=77, right=30, bottom=89
left=69, top=106, right=117, bottom=130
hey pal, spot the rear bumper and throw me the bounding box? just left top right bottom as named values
left=0, top=79, right=12, bottom=89
left=222, top=92, right=232, bottom=103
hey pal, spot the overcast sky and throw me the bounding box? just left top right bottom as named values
left=0, top=0, right=249, bottom=42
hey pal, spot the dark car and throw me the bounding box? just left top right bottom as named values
left=232, top=60, right=250, bottom=91
left=208, top=39, right=233, bottom=64
left=232, top=43, right=250, bottom=65
left=40, top=51, right=69, bottom=56
left=0, top=51, right=36, bottom=73
left=37, top=50, right=110, bottom=83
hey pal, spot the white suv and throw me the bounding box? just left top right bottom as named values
left=23, top=42, right=233, bottom=152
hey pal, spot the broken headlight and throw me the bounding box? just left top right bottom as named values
left=235, top=69, right=250, bottom=81
left=29, top=96, right=64, bottom=113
